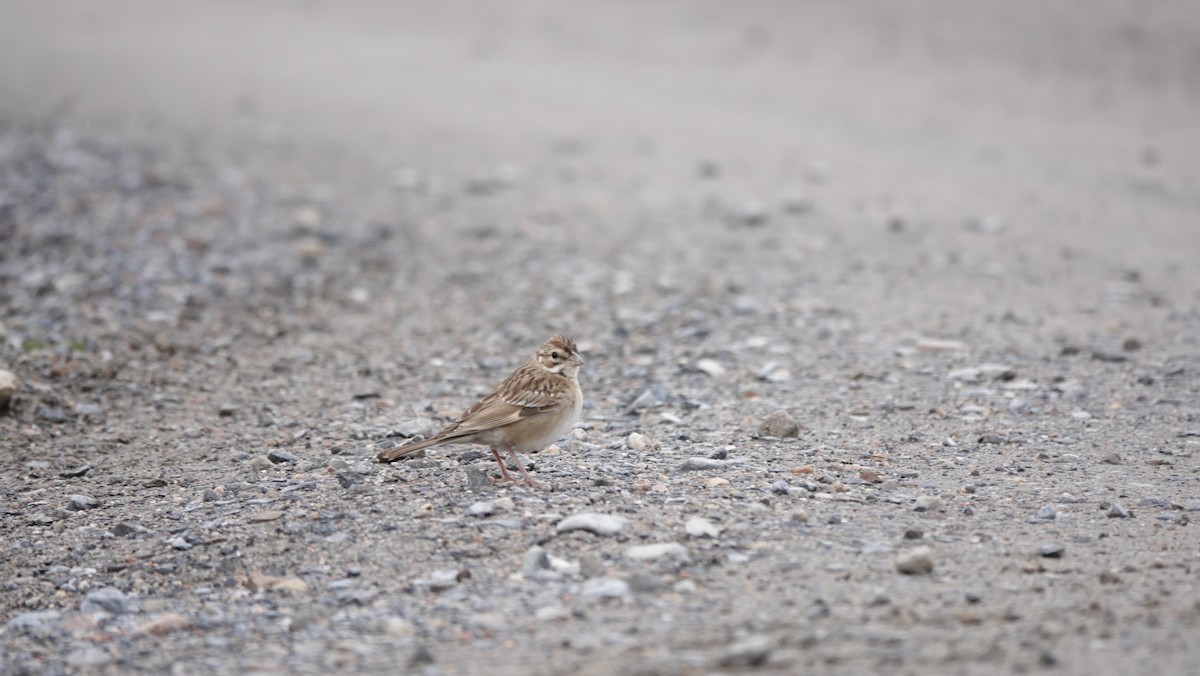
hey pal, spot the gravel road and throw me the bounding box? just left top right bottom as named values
left=2, top=2, right=1199, bottom=674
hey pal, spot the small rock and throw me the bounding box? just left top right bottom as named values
left=624, top=542, right=687, bottom=561
left=627, top=432, right=648, bottom=451
left=0, top=368, right=17, bottom=410
left=465, top=467, right=490, bottom=490
left=1037, top=505, right=1057, bottom=520
left=978, top=433, right=1008, bottom=445
left=1038, top=542, right=1066, bottom=558
left=903, top=528, right=923, bottom=540
left=626, top=571, right=663, bottom=593
left=59, top=463, right=91, bottom=477
left=81, top=587, right=130, bottom=616
left=580, top=577, right=630, bottom=599
left=915, top=337, right=968, bottom=352
left=556, top=512, right=629, bottom=536
left=408, top=645, right=436, bottom=668
left=678, top=457, right=726, bottom=471
left=1099, top=452, right=1124, bottom=465
left=895, top=547, right=935, bottom=575
left=335, top=472, right=363, bottom=489
left=66, top=648, right=111, bottom=670
left=268, top=449, right=296, bottom=464
left=467, top=501, right=496, bottom=517
left=35, top=405, right=68, bottom=423
left=68, top=494, right=99, bottom=511
left=735, top=199, right=769, bottom=226
left=521, top=546, right=550, bottom=576
left=579, top=554, right=607, bottom=579
left=695, top=358, right=726, bottom=377
left=5, top=610, right=62, bottom=633
left=251, top=510, right=283, bottom=522
left=770, top=480, right=790, bottom=495
left=719, top=635, right=773, bottom=668
left=706, top=477, right=730, bottom=489
left=293, top=205, right=322, bottom=229
left=913, top=495, right=943, bottom=513
left=685, top=516, right=720, bottom=539
left=415, top=570, right=461, bottom=592
left=758, top=409, right=801, bottom=438
left=1106, top=502, right=1132, bottom=518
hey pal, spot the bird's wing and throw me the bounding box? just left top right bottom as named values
left=441, top=365, right=565, bottom=436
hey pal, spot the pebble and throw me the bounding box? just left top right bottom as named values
left=467, top=501, right=496, bottom=517
left=679, top=457, right=726, bottom=471
left=718, top=634, right=773, bottom=668
left=6, top=610, right=62, bottom=633
left=66, top=647, right=111, bottom=669
left=268, top=449, right=296, bottom=464
left=81, top=587, right=130, bottom=616
left=915, top=337, right=968, bottom=352
left=913, top=495, right=943, bottom=513
left=758, top=409, right=801, bottom=438
left=1038, top=542, right=1066, bottom=558
left=579, top=554, right=607, bottom=579
left=685, top=516, right=720, bottom=538
left=336, top=472, right=363, bottom=489
left=735, top=199, right=769, bottom=226
left=1099, top=452, right=1124, bottom=465
left=521, top=546, right=550, bottom=576
left=1106, top=502, right=1132, bottom=518
left=695, top=358, right=727, bottom=377
left=68, top=494, right=100, bottom=511
left=580, top=577, right=631, bottom=599
left=624, top=542, right=687, bottom=561
left=35, top=405, right=68, bottom=423
left=1037, top=505, right=1057, bottom=520
left=626, top=571, right=663, bottom=593
left=252, top=510, right=283, bottom=522
left=0, top=368, right=17, bottom=409
left=627, top=432, right=648, bottom=451
left=706, top=477, right=730, bottom=488
left=895, top=547, right=935, bottom=575
left=556, top=512, right=629, bottom=536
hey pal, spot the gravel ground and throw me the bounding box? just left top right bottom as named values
left=2, top=2, right=1200, bottom=675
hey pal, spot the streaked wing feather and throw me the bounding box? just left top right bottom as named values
left=441, top=365, right=564, bottom=436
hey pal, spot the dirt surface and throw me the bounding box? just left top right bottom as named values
left=2, top=1, right=1199, bottom=674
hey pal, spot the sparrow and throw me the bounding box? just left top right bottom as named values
left=377, top=334, right=584, bottom=486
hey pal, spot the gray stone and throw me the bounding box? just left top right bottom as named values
left=5, top=610, right=62, bottom=633
left=1107, top=502, right=1132, bottom=518
left=1037, top=504, right=1057, bottom=520
left=719, top=634, right=773, bottom=668
left=68, top=494, right=100, bottom=511
left=758, top=409, right=801, bottom=438
left=267, top=449, right=296, bottom=464
left=580, top=577, right=630, bottom=599
left=0, top=368, right=17, bottom=410
left=914, top=495, right=943, bottom=512
left=624, top=542, right=687, bottom=561
left=521, top=546, right=550, bottom=576
left=556, top=512, right=629, bottom=536
left=1038, top=542, right=1066, bottom=558
left=678, top=457, right=727, bottom=471
left=82, top=587, right=130, bottom=616
left=895, top=547, right=935, bottom=575
left=685, top=516, right=720, bottom=539
left=467, top=501, right=496, bottom=517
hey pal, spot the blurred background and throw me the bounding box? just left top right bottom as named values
left=3, top=0, right=1197, bottom=232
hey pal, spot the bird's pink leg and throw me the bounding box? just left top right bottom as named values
left=507, top=449, right=538, bottom=486
left=489, top=448, right=516, bottom=483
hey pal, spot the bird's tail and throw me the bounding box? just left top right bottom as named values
left=376, top=435, right=448, bottom=463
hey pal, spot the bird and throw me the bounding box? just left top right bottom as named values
left=376, top=334, right=584, bottom=486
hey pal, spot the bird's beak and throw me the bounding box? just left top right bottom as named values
left=571, top=353, right=585, bottom=367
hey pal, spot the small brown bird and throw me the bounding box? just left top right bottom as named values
left=377, top=334, right=584, bottom=486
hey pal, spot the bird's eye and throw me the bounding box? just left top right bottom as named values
left=551, top=351, right=560, bottom=360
